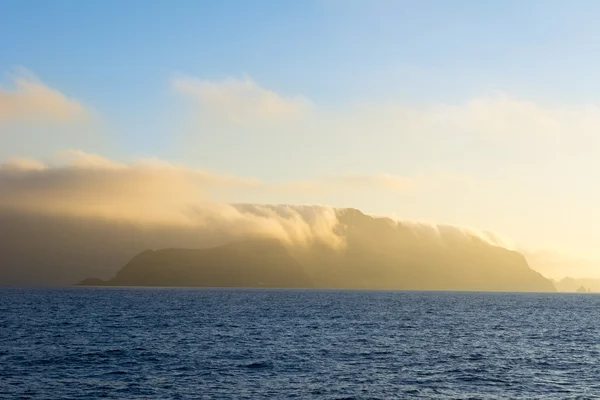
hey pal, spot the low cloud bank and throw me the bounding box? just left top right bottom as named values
left=1, top=150, right=543, bottom=287
left=0, top=151, right=342, bottom=248
left=383, top=217, right=514, bottom=250
left=0, top=150, right=513, bottom=252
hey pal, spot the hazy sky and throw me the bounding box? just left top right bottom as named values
left=2, top=0, right=600, bottom=261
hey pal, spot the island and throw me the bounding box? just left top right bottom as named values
left=79, top=209, right=555, bottom=292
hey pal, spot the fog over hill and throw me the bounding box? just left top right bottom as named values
left=0, top=206, right=554, bottom=291
left=0, top=157, right=555, bottom=290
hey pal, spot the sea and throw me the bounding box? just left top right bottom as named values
left=1, top=288, right=599, bottom=399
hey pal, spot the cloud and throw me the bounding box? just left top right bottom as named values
left=0, top=150, right=486, bottom=249
left=54, top=149, right=126, bottom=169
left=187, top=203, right=343, bottom=248
left=174, top=74, right=600, bottom=155
left=0, top=72, right=89, bottom=123
left=322, top=94, right=600, bottom=152
left=172, top=75, right=313, bottom=124
left=1, top=149, right=418, bottom=210
left=0, top=150, right=344, bottom=247
left=0, top=150, right=257, bottom=222
left=429, top=94, right=600, bottom=141
left=0, top=157, right=46, bottom=171
left=395, top=218, right=515, bottom=250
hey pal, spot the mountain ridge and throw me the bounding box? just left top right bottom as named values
left=0, top=206, right=556, bottom=291
left=80, top=211, right=556, bottom=291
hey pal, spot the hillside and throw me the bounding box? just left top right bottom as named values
left=102, top=239, right=312, bottom=288
left=80, top=209, right=555, bottom=292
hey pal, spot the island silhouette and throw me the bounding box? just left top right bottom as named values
left=74, top=208, right=555, bottom=291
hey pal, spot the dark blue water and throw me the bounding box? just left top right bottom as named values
left=2, top=288, right=600, bottom=399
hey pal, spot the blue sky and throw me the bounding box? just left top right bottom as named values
left=2, top=0, right=600, bottom=262
left=1, top=1, right=594, bottom=158
left=5, top=0, right=600, bottom=116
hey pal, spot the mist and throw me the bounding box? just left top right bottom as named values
left=0, top=151, right=554, bottom=290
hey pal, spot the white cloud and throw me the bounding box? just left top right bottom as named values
left=0, top=150, right=255, bottom=222
left=0, top=150, right=419, bottom=212
left=322, top=94, right=600, bottom=151
left=430, top=94, right=600, bottom=140
left=0, top=149, right=514, bottom=254
left=385, top=217, right=515, bottom=250
left=0, top=151, right=344, bottom=247
left=172, top=75, right=313, bottom=124
left=174, top=74, right=600, bottom=152
left=0, top=150, right=458, bottom=248
left=0, top=72, right=90, bottom=123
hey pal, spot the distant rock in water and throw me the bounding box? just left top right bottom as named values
left=554, top=277, right=599, bottom=293
left=576, top=286, right=589, bottom=293
left=81, top=209, right=555, bottom=292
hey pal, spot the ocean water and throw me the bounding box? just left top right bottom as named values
left=1, top=288, right=600, bottom=399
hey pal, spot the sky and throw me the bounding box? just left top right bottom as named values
left=2, top=0, right=600, bottom=265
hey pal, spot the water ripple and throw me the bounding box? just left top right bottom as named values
left=1, top=288, right=600, bottom=399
